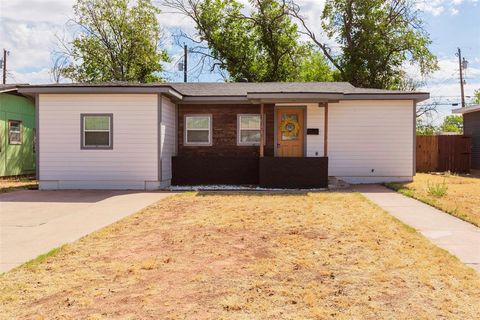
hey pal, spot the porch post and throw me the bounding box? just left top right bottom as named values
left=260, top=103, right=265, bottom=157
left=324, top=102, right=328, bottom=157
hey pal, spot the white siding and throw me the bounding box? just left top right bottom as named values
left=328, top=100, right=414, bottom=182
left=160, top=96, right=176, bottom=185
left=306, top=103, right=325, bottom=157
left=39, top=94, right=158, bottom=189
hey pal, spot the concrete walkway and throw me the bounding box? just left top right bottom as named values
left=0, top=190, right=176, bottom=273
left=356, top=184, right=480, bottom=272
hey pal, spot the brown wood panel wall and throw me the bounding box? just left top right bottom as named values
left=416, top=135, right=438, bottom=172
left=177, top=104, right=275, bottom=157
left=463, top=112, right=480, bottom=169
left=416, top=135, right=471, bottom=173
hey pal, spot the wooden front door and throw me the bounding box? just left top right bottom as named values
left=277, top=108, right=304, bottom=157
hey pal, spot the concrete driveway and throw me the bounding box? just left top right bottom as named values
left=0, top=190, right=176, bottom=273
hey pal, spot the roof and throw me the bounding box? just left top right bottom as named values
left=16, top=82, right=430, bottom=103
left=0, top=84, right=20, bottom=93
left=452, top=105, right=480, bottom=115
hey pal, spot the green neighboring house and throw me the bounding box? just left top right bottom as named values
left=0, top=85, right=36, bottom=176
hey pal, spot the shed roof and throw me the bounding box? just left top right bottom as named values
left=452, top=105, right=480, bottom=115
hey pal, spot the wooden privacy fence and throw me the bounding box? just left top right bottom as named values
left=416, top=135, right=471, bottom=173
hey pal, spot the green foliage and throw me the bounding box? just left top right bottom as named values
left=473, top=89, right=480, bottom=104
left=298, top=50, right=336, bottom=82
left=187, top=0, right=333, bottom=82
left=416, top=118, right=437, bottom=135
left=440, top=115, right=463, bottom=133
left=427, top=180, right=448, bottom=198
left=60, top=0, right=169, bottom=83
left=320, top=0, right=438, bottom=89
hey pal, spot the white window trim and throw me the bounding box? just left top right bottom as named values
left=184, top=114, right=212, bottom=146
left=81, top=114, right=113, bottom=150
left=8, top=120, right=22, bottom=145
left=237, top=114, right=265, bottom=146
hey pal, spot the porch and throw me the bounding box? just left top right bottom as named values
left=172, top=101, right=330, bottom=189
left=171, top=156, right=328, bottom=189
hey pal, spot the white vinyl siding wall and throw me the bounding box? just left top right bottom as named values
left=327, top=100, right=414, bottom=182
left=160, top=96, right=177, bottom=185
left=38, top=94, right=158, bottom=189
left=306, top=103, right=325, bottom=157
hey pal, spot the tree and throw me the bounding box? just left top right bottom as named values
left=473, top=89, right=480, bottom=104
left=440, top=115, right=463, bottom=133
left=290, top=0, right=438, bottom=89
left=58, top=0, right=169, bottom=83
left=163, top=0, right=333, bottom=82
left=416, top=118, right=436, bottom=135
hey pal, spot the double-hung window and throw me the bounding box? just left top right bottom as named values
left=237, top=114, right=263, bottom=146
left=81, top=114, right=113, bottom=149
left=8, top=120, right=22, bottom=145
left=184, top=115, right=212, bottom=146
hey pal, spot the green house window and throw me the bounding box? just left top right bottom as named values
left=81, top=114, right=113, bottom=149
left=8, top=120, right=22, bottom=145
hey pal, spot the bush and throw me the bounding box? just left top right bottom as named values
left=427, top=180, right=448, bottom=197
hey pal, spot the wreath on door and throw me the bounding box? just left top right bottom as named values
left=280, top=116, right=300, bottom=138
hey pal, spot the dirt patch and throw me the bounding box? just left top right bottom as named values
left=0, top=176, right=37, bottom=193
left=1, top=192, right=479, bottom=319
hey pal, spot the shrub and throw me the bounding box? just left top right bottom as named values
left=427, top=180, right=448, bottom=197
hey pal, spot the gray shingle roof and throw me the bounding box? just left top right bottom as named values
left=17, top=81, right=426, bottom=96
left=169, top=82, right=357, bottom=96
left=16, top=81, right=430, bottom=104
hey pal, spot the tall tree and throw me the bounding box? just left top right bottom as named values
left=473, top=89, right=480, bottom=104
left=58, top=0, right=169, bottom=82
left=290, top=0, right=438, bottom=89
left=440, top=115, right=463, bottom=133
left=163, top=0, right=333, bottom=82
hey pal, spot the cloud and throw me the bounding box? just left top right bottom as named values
left=0, top=0, right=74, bottom=24
left=416, top=0, right=477, bottom=16
left=450, top=7, right=460, bottom=14
left=0, top=0, right=73, bottom=84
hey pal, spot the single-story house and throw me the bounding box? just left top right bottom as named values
left=18, top=82, right=428, bottom=190
left=0, top=85, right=36, bottom=177
left=453, top=104, right=480, bottom=170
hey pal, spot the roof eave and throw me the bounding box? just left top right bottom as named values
left=452, top=105, right=480, bottom=114
left=343, top=92, right=430, bottom=102
left=247, top=92, right=344, bottom=103
left=17, top=85, right=183, bottom=101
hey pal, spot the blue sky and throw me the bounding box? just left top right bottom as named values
left=0, top=0, right=479, bottom=123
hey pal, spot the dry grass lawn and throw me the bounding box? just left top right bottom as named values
left=387, top=172, right=480, bottom=227
left=1, top=192, right=479, bottom=319
left=0, top=177, right=37, bottom=193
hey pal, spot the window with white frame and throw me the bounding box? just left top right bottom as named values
left=8, top=120, right=22, bottom=145
left=184, top=115, right=212, bottom=145
left=237, top=114, right=264, bottom=145
left=81, top=114, right=113, bottom=149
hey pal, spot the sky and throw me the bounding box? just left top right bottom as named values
left=0, top=0, right=479, bottom=123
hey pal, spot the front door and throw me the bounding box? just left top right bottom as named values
left=277, top=108, right=304, bottom=157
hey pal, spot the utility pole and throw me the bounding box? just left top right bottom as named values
left=183, top=44, right=188, bottom=83
left=456, top=48, right=467, bottom=108
left=2, top=49, right=8, bottom=85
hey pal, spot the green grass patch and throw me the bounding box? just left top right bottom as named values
left=22, top=246, right=65, bottom=269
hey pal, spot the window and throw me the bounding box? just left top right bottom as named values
left=8, top=120, right=22, bottom=145
left=237, top=114, right=264, bottom=146
left=81, top=114, right=113, bottom=149
left=184, top=115, right=212, bottom=146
